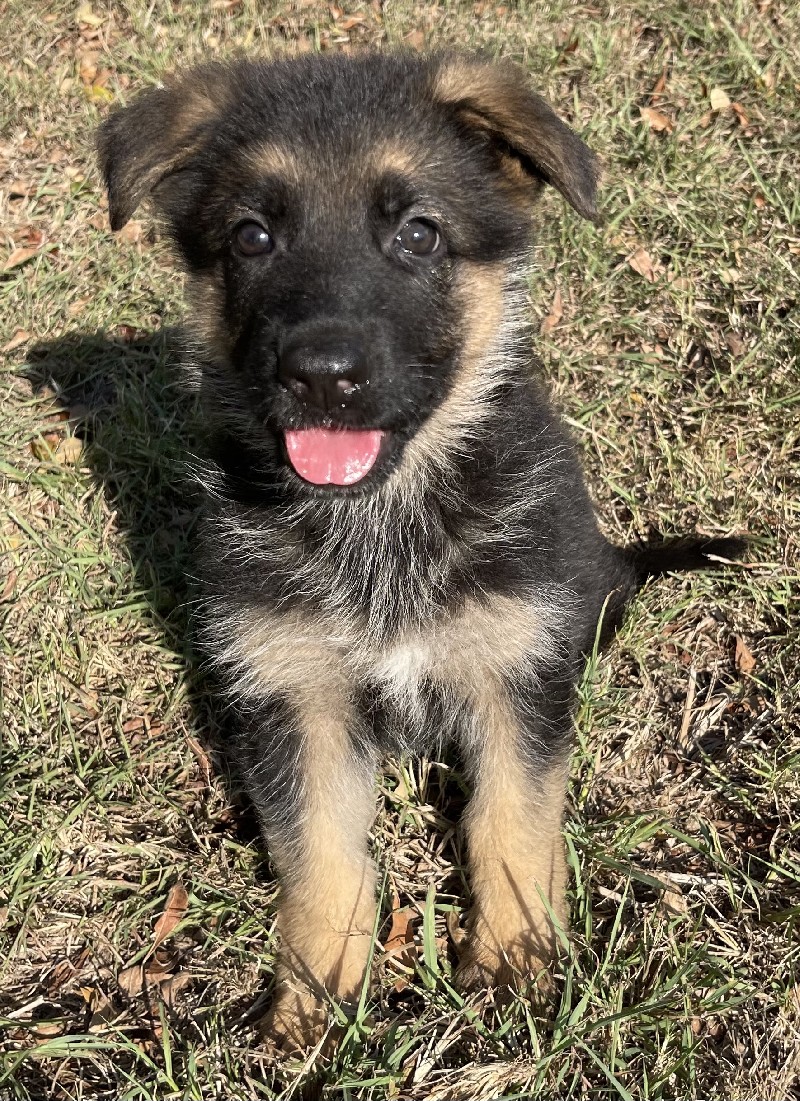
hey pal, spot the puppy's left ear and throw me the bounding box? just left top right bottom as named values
left=97, top=65, right=229, bottom=231
left=432, top=55, right=600, bottom=223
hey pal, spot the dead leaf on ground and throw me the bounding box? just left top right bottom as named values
left=709, top=87, right=731, bottom=112
left=117, top=963, right=145, bottom=998
left=1, top=570, right=17, bottom=602
left=734, top=635, right=756, bottom=675
left=626, top=246, right=661, bottom=283
left=32, top=1020, right=65, bottom=1039
left=7, top=178, right=33, bottom=197
left=152, top=883, right=189, bottom=947
left=146, top=946, right=179, bottom=978
left=159, top=972, right=193, bottom=1007
left=540, top=287, right=563, bottom=335
left=725, top=332, right=746, bottom=357
left=658, top=882, right=688, bottom=917
left=79, top=52, right=99, bottom=85
left=649, top=71, right=667, bottom=100
left=77, top=2, right=104, bottom=26
left=3, top=247, right=39, bottom=272
left=2, top=328, right=30, bottom=351
left=383, top=892, right=418, bottom=992
left=640, top=106, right=674, bottom=133
left=335, top=13, right=368, bottom=30
left=731, top=102, right=749, bottom=128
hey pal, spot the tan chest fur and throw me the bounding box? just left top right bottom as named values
left=214, top=588, right=569, bottom=716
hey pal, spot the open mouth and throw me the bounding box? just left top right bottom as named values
left=284, top=428, right=387, bottom=487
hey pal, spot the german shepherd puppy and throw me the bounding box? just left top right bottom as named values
left=98, top=51, right=742, bottom=1050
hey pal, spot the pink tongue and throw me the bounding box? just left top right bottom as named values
left=284, top=428, right=384, bottom=486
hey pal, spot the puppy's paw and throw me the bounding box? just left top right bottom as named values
left=454, top=938, right=556, bottom=1007
left=258, top=988, right=334, bottom=1054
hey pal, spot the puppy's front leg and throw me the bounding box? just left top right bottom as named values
left=457, top=672, right=572, bottom=998
left=237, top=691, right=378, bottom=1050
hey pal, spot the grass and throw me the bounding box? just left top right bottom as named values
left=1, top=1, right=799, bottom=1097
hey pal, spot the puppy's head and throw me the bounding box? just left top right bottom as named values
left=98, top=52, right=599, bottom=496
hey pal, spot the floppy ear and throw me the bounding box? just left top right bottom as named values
left=97, top=66, right=228, bottom=231
left=433, top=55, right=600, bottom=223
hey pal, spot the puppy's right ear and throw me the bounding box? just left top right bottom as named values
left=97, top=67, right=227, bottom=231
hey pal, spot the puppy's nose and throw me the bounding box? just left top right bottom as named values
left=278, top=338, right=369, bottom=412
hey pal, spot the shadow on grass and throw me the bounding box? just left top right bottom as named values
left=22, top=327, right=262, bottom=841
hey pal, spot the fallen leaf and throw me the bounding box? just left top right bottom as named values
left=384, top=905, right=416, bottom=957
left=79, top=52, right=99, bottom=85
left=731, top=101, right=749, bottom=127
left=649, top=71, right=667, bottom=100
left=640, top=106, right=673, bottom=133
left=1, top=570, right=17, bottom=601
left=86, top=83, right=114, bottom=104
left=734, top=635, right=756, bottom=675
left=659, top=883, right=688, bottom=916
left=626, top=246, right=660, bottom=283
left=7, top=178, right=33, bottom=197
left=67, top=296, right=92, bottom=316
left=152, top=883, right=189, bottom=948
left=32, top=1020, right=64, bottom=1039
left=383, top=893, right=418, bottom=992
left=76, top=3, right=104, bottom=26
left=159, top=972, right=193, bottom=1007
left=336, top=13, right=367, bottom=30
left=709, top=87, right=731, bottom=112
left=117, top=963, right=145, bottom=997
left=725, top=333, right=746, bottom=357
left=146, top=946, right=178, bottom=977
left=2, top=328, right=30, bottom=351
left=540, top=287, right=564, bottom=334
left=3, top=246, right=39, bottom=271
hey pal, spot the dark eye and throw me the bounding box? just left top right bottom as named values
left=234, top=221, right=274, bottom=257
left=395, top=219, right=441, bottom=258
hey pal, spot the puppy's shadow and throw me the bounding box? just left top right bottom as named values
left=23, top=327, right=261, bottom=848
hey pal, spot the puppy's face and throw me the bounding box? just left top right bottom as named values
left=99, top=53, right=598, bottom=495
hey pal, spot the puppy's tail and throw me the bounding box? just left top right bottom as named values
left=626, top=534, right=748, bottom=584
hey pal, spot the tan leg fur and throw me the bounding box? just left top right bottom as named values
left=458, top=678, right=569, bottom=997
left=260, top=692, right=377, bottom=1051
